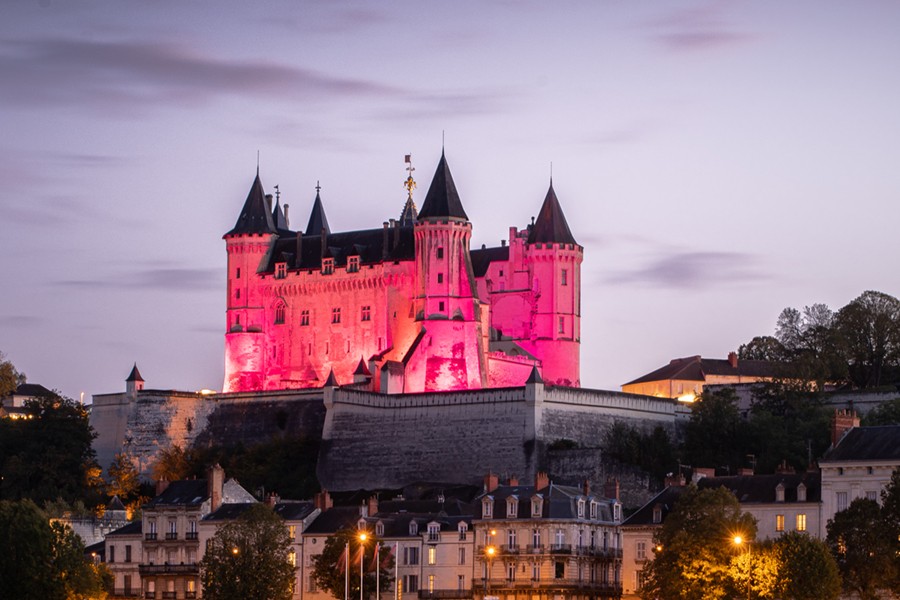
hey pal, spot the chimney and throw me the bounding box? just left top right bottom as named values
left=265, top=194, right=273, bottom=213
left=266, top=492, right=279, bottom=508
left=603, top=478, right=620, bottom=501
left=382, top=222, right=390, bottom=259
left=832, top=409, right=859, bottom=446
left=728, top=351, right=738, bottom=368
left=738, top=468, right=755, bottom=476
left=484, top=472, right=499, bottom=493
left=664, top=473, right=686, bottom=487
left=208, top=464, right=225, bottom=512
left=283, top=204, right=290, bottom=229
left=314, top=490, right=333, bottom=511
left=535, top=471, right=550, bottom=490
left=156, top=478, right=170, bottom=496
left=392, top=219, right=400, bottom=247
left=775, top=460, right=795, bottom=474
left=692, top=467, right=715, bottom=483
left=508, top=476, right=519, bottom=486
left=582, top=479, right=591, bottom=496
left=367, top=495, right=378, bottom=517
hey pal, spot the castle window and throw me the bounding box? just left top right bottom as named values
left=275, top=262, right=287, bottom=279
left=775, top=514, right=784, bottom=532
left=797, top=513, right=806, bottom=531
left=558, top=317, right=565, bottom=334
left=361, top=306, right=371, bottom=321
left=275, top=303, right=286, bottom=325
left=322, top=258, right=334, bottom=275
left=332, top=308, right=341, bottom=324
left=437, top=273, right=444, bottom=284
left=301, top=310, right=310, bottom=326
left=437, top=247, right=444, bottom=259
left=236, top=289, right=240, bottom=299
left=348, top=256, right=360, bottom=273
left=439, top=301, right=445, bottom=312
left=561, top=269, right=568, bottom=286
left=236, top=267, right=241, bottom=279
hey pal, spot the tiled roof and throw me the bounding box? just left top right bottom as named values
left=527, top=184, right=577, bottom=245
left=623, top=486, right=684, bottom=527
left=125, top=364, right=143, bottom=383
left=204, top=502, right=255, bottom=521
left=263, top=226, right=416, bottom=273
left=470, top=245, right=509, bottom=277
left=821, top=425, right=900, bottom=462
left=303, top=506, right=362, bottom=535
left=624, top=355, right=783, bottom=386
left=145, top=480, right=209, bottom=508
left=273, top=501, right=317, bottom=521
left=477, top=483, right=614, bottom=521
left=106, top=521, right=143, bottom=537
left=13, top=383, right=54, bottom=397
left=697, top=472, right=821, bottom=504
left=417, top=152, right=468, bottom=221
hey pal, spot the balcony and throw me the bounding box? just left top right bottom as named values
left=107, top=588, right=141, bottom=598
left=418, top=590, right=472, bottom=599
left=165, top=532, right=178, bottom=541
left=145, top=533, right=158, bottom=541
left=525, top=544, right=545, bottom=554
left=139, top=563, right=199, bottom=576
left=185, top=593, right=197, bottom=599
left=185, top=532, right=198, bottom=541
left=162, top=593, right=176, bottom=600
left=475, top=578, right=622, bottom=594
left=144, top=594, right=155, bottom=600
left=549, top=544, right=571, bottom=554
left=500, top=544, right=520, bottom=554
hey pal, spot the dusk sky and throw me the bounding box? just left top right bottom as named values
left=2, top=1, right=899, bottom=401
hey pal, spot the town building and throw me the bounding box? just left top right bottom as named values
left=223, top=152, right=582, bottom=393
left=621, top=353, right=781, bottom=401
left=0, top=382, right=54, bottom=419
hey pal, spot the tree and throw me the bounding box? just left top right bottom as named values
left=737, top=335, right=787, bottom=361
left=107, top=452, right=140, bottom=500
left=826, top=497, right=896, bottom=600
left=152, top=444, right=192, bottom=482
left=640, top=485, right=756, bottom=600
left=200, top=503, right=295, bottom=600
left=862, top=397, right=900, bottom=425
left=312, top=528, right=394, bottom=600
left=772, top=531, right=840, bottom=600
left=0, top=392, right=101, bottom=505
left=728, top=542, right=779, bottom=600
left=0, top=351, right=25, bottom=397
left=835, top=290, right=900, bottom=387
left=881, top=467, right=900, bottom=594
left=682, top=388, right=751, bottom=474
left=0, top=499, right=107, bottom=600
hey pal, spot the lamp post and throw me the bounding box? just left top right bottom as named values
left=360, top=532, right=368, bottom=600
left=733, top=535, right=750, bottom=600
left=375, top=542, right=381, bottom=600
left=484, top=545, right=496, bottom=598
left=345, top=542, right=350, bottom=600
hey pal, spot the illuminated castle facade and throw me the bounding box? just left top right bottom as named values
left=223, top=152, right=582, bottom=393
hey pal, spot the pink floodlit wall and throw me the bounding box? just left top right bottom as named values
left=223, top=204, right=582, bottom=393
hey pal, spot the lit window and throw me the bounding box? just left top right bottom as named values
left=348, top=256, right=360, bottom=273
left=288, top=525, right=296, bottom=540
left=796, top=514, right=806, bottom=531
left=561, top=269, right=567, bottom=286
left=275, top=303, right=286, bottom=325
left=300, top=310, right=310, bottom=326
left=776, top=514, right=784, bottom=532
left=275, top=262, right=287, bottom=279
left=332, top=308, right=341, bottom=324
left=361, top=306, right=371, bottom=321
left=322, top=258, right=334, bottom=275
left=289, top=550, right=296, bottom=567
left=428, top=575, right=434, bottom=592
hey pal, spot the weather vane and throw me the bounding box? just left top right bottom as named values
left=274, top=184, right=280, bottom=203
left=404, top=154, right=416, bottom=200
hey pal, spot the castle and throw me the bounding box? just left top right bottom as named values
left=224, top=152, right=582, bottom=393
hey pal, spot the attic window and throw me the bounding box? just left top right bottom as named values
left=776, top=483, right=785, bottom=503
left=427, top=523, right=440, bottom=542
left=275, top=262, right=287, bottom=279
left=507, top=497, right=518, bottom=518
left=577, top=499, right=585, bottom=518
left=589, top=501, right=598, bottom=520
left=531, top=497, right=542, bottom=518
left=652, top=506, right=662, bottom=524
left=482, top=497, right=493, bottom=519
left=409, top=521, right=418, bottom=536
left=376, top=522, right=384, bottom=536
left=797, top=483, right=807, bottom=502
left=458, top=522, right=467, bottom=541
left=348, top=256, right=360, bottom=273
left=322, top=258, right=334, bottom=275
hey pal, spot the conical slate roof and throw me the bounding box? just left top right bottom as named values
left=272, top=196, right=289, bottom=231
left=126, top=363, right=144, bottom=383
left=305, top=192, right=331, bottom=236
left=398, top=197, right=418, bottom=226
left=225, top=173, right=277, bottom=236
left=417, top=152, right=468, bottom=221
left=527, top=183, right=577, bottom=245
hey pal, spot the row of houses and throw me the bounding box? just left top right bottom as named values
left=97, top=417, right=900, bottom=600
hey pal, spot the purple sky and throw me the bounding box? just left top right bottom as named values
left=2, top=1, right=899, bottom=401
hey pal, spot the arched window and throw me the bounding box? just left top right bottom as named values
left=275, top=302, right=286, bottom=325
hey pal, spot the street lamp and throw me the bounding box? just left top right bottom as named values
left=484, top=544, right=496, bottom=598
left=733, top=535, right=750, bottom=600
left=359, top=532, right=368, bottom=600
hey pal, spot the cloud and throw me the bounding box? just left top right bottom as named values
left=0, top=315, right=43, bottom=329
left=644, top=5, right=755, bottom=52
left=0, top=37, right=401, bottom=113
left=606, top=250, right=769, bottom=290
left=55, top=267, right=221, bottom=292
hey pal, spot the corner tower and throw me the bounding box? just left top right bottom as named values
left=409, top=152, right=488, bottom=391
left=523, top=182, right=582, bottom=386
left=223, top=172, right=278, bottom=392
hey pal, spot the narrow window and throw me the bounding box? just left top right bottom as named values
left=301, top=310, right=310, bottom=326
left=437, top=273, right=444, bottom=284
left=361, top=306, right=371, bottom=321
left=439, top=301, right=445, bottom=312
left=836, top=491, right=848, bottom=512
left=458, top=547, right=465, bottom=565
left=275, top=304, right=286, bottom=324
left=796, top=514, right=806, bottom=531
left=275, top=262, right=287, bottom=279
left=428, top=546, right=436, bottom=565
left=775, top=514, right=784, bottom=532
left=437, top=247, right=444, bottom=259
left=348, top=256, right=360, bottom=273
left=332, top=308, right=341, bottom=324
left=561, top=269, right=568, bottom=286
left=236, top=289, right=241, bottom=299
left=559, top=316, right=565, bottom=334
left=322, top=258, right=334, bottom=275
left=636, top=540, right=646, bottom=560
left=236, top=267, right=241, bottom=279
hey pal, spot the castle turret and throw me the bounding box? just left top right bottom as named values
left=223, top=172, right=279, bottom=392
left=523, top=182, right=582, bottom=386
left=304, top=189, right=331, bottom=236
left=126, top=363, right=144, bottom=397
left=409, top=152, right=487, bottom=391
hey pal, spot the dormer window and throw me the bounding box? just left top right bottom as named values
left=376, top=522, right=385, bottom=537
left=427, top=523, right=440, bottom=542
left=322, top=258, right=334, bottom=275
left=458, top=522, right=468, bottom=541
left=652, top=506, right=662, bottom=524
left=797, top=483, right=807, bottom=502
left=348, top=256, right=360, bottom=273
left=577, top=499, right=586, bottom=519
left=357, top=519, right=367, bottom=531
left=776, top=483, right=785, bottom=503
left=482, top=497, right=494, bottom=519
left=275, top=262, right=287, bottom=279
left=507, top=496, right=518, bottom=518
left=409, top=521, right=419, bottom=536
left=614, top=503, right=621, bottom=522
left=589, top=501, right=598, bottom=520
left=531, top=496, right=543, bottom=518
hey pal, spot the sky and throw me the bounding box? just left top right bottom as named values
left=2, top=0, right=900, bottom=402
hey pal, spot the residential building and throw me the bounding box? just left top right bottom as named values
left=106, top=521, right=143, bottom=599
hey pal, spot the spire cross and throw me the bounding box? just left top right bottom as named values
left=315, top=180, right=322, bottom=193
left=404, top=154, right=416, bottom=200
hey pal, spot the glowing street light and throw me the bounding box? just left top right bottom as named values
left=359, top=532, right=368, bottom=600
left=733, top=534, right=751, bottom=600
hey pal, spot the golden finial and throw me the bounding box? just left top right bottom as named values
left=403, top=154, right=416, bottom=200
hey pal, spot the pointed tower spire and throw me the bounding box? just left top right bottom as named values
left=417, top=151, right=468, bottom=221
left=126, top=363, right=144, bottom=383
left=225, top=173, right=277, bottom=236
left=527, top=182, right=577, bottom=245
left=305, top=183, right=331, bottom=235
left=272, top=192, right=288, bottom=231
